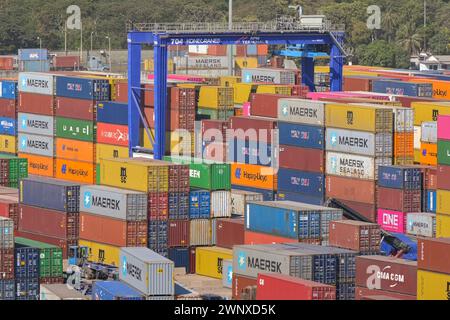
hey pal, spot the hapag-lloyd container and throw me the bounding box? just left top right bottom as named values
left=437, top=115, right=450, bottom=140
left=406, top=212, right=436, bottom=238
left=19, top=177, right=80, bottom=213
left=421, top=121, right=437, bottom=143
left=18, top=113, right=54, bottom=136
left=325, top=128, right=393, bottom=157
left=377, top=209, right=407, bottom=233
left=378, top=166, right=422, bottom=190
left=18, top=73, right=55, bottom=95
left=211, top=191, right=232, bottom=218
left=55, top=159, right=96, bottom=184
left=278, top=169, right=324, bottom=196
left=97, top=101, right=128, bottom=126
left=278, top=122, right=324, bottom=149
left=325, top=152, right=378, bottom=181
left=119, top=247, right=174, bottom=296
left=56, top=97, right=96, bottom=121
left=55, top=117, right=94, bottom=142
left=55, top=76, right=110, bottom=101
left=231, top=163, right=277, bottom=191
left=80, top=185, right=147, bottom=221
left=18, top=133, right=54, bottom=157
left=277, top=99, right=325, bottom=126
left=230, top=189, right=264, bottom=216
left=355, top=256, right=417, bottom=296
left=56, top=138, right=95, bottom=163
left=97, top=122, right=129, bottom=147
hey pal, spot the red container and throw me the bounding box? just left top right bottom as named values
left=0, top=99, right=16, bottom=118
left=417, top=238, right=450, bottom=274
left=41, top=277, right=64, bottom=285
left=208, top=45, right=227, bottom=56
left=256, top=273, right=336, bottom=300
left=167, top=164, right=190, bottom=193
left=114, top=81, right=128, bottom=103
left=437, top=165, right=450, bottom=190
left=244, top=230, right=298, bottom=245
left=170, top=87, right=196, bottom=109
left=377, top=187, right=421, bottom=213
left=0, top=188, right=18, bottom=196
left=189, top=247, right=196, bottom=274
left=355, top=287, right=416, bottom=300
left=232, top=274, right=257, bottom=300
left=144, top=107, right=195, bottom=132
left=343, top=77, right=372, bottom=91
left=279, top=146, right=324, bottom=173
left=337, top=200, right=377, bottom=222
left=14, top=230, right=77, bottom=259
left=235, top=45, right=246, bottom=57
left=0, top=249, right=14, bottom=279
left=421, top=166, right=437, bottom=190
left=329, top=220, right=380, bottom=253
left=19, top=92, right=55, bottom=116
left=0, top=200, right=18, bottom=231
left=0, top=57, right=14, bottom=70
left=18, top=204, right=79, bottom=240
left=356, top=256, right=417, bottom=296
left=290, top=85, right=309, bottom=98
left=97, top=122, right=129, bottom=147
left=202, top=120, right=229, bottom=143
left=216, top=218, right=245, bottom=249
left=168, top=220, right=190, bottom=247
left=55, top=97, right=95, bottom=121
left=148, top=192, right=169, bottom=221
left=326, top=176, right=376, bottom=205
left=143, top=83, right=176, bottom=107
left=229, top=116, right=277, bottom=143
left=249, top=93, right=291, bottom=118
left=53, top=56, right=80, bottom=69
left=79, top=212, right=147, bottom=248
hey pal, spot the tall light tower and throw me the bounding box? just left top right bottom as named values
left=227, top=0, right=233, bottom=76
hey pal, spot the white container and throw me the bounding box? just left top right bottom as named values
left=241, top=68, right=296, bottom=85
left=190, top=219, right=211, bottom=246
left=414, top=126, right=422, bottom=150
left=18, top=133, right=54, bottom=157
left=406, top=212, right=436, bottom=238
left=277, top=99, right=325, bottom=126
left=421, top=121, right=437, bottom=144
left=18, top=72, right=55, bottom=95
left=174, top=56, right=229, bottom=70
left=230, top=189, right=264, bottom=216
left=326, top=151, right=376, bottom=180
left=211, top=191, right=232, bottom=218
left=18, top=113, right=54, bottom=136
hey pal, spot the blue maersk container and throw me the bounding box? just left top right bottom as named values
left=189, top=190, right=211, bottom=219
left=18, top=49, right=48, bottom=61
left=56, top=76, right=110, bottom=101
left=0, top=80, right=17, bottom=99
left=372, top=80, right=433, bottom=97
left=231, top=185, right=276, bottom=201
left=168, top=248, right=190, bottom=273
left=0, top=280, right=15, bottom=300
left=168, top=192, right=189, bottom=220
left=92, top=281, right=144, bottom=300
left=276, top=191, right=325, bottom=206
left=96, top=101, right=128, bottom=125
left=278, top=169, right=325, bottom=198
left=228, top=139, right=274, bottom=167
left=148, top=220, right=168, bottom=258
left=278, top=122, right=324, bottom=149
left=378, top=166, right=422, bottom=190
left=0, top=117, right=16, bottom=135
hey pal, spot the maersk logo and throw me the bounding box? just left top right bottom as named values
left=281, top=104, right=289, bottom=116
left=244, top=73, right=252, bottom=83
left=84, top=191, right=92, bottom=208
left=21, top=116, right=27, bottom=129
left=227, top=266, right=233, bottom=283
left=330, top=156, right=338, bottom=173
left=235, top=168, right=242, bottom=179
left=237, top=252, right=246, bottom=270
left=20, top=137, right=27, bottom=149
left=330, top=132, right=338, bottom=146
left=121, top=256, right=127, bottom=277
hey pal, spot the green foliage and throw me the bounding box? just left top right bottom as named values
left=0, top=0, right=448, bottom=68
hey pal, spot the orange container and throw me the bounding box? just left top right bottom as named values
left=245, top=231, right=298, bottom=245
left=80, top=212, right=147, bottom=247
left=420, top=142, right=437, bottom=166
left=55, top=138, right=95, bottom=163
left=230, top=163, right=277, bottom=191
left=54, top=159, right=95, bottom=184
left=394, top=132, right=414, bottom=157
left=207, top=45, right=227, bottom=56
left=412, top=78, right=449, bottom=100
left=257, top=44, right=269, bottom=56
left=18, top=153, right=54, bottom=178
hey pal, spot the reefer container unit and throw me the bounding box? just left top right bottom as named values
left=278, top=122, right=324, bottom=149
left=210, top=191, right=232, bottom=218
left=230, top=189, right=263, bottom=216
left=329, top=220, right=380, bottom=254
left=80, top=212, right=147, bottom=248
left=406, top=213, right=436, bottom=238
left=216, top=218, right=245, bottom=249
left=119, top=247, right=174, bottom=296
left=55, top=97, right=95, bottom=121
left=19, top=176, right=80, bottom=213
left=277, top=99, right=325, bottom=126
left=195, top=246, right=233, bottom=279
left=189, top=219, right=211, bottom=246
left=355, top=256, right=417, bottom=296
left=18, top=113, right=54, bottom=136
left=256, top=273, right=336, bottom=300
left=378, top=166, right=422, bottom=190
left=372, top=80, right=432, bottom=97
left=188, top=190, right=210, bottom=219
left=377, top=187, right=422, bottom=213
left=241, top=68, right=296, bottom=85
left=326, top=152, right=384, bottom=181
left=417, top=238, right=450, bottom=274
left=168, top=220, right=189, bottom=247
left=18, top=133, right=54, bottom=157
left=18, top=205, right=78, bottom=240
left=96, top=102, right=128, bottom=125
left=92, top=281, right=144, bottom=300
left=80, top=185, right=147, bottom=222
left=18, top=72, right=54, bottom=96
left=229, top=116, right=278, bottom=144
left=417, top=270, right=450, bottom=300
left=55, top=76, right=110, bottom=101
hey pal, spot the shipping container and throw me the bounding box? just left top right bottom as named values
left=18, top=72, right=54, bottom=95
left=256, top=273, right=336, bottom=300
left=405, top=212, right=435, bottom=238
left=438, top=140, right=450, bottom=166
left=417, top=270, right=450, bottom=300
left=78, top=239, right=120, bottom=266
left=326, top=176, right=376, bottom=204
left=119, top=247, right=174, bottom=297
left=18, top=153, right=54, bottom=178
left=0, top=99, right=16, bottom=119
left=231, top=185, right=276, bottom=202
left=19, top=60, right=50, bottom=73
left=277, top=99, right=325, bottom=126
left=18, top=133, right=54, bottom=157
left=229, top=116, right=277, bottom=144
left=329, top=220, right=380, bottom=253
left=0, top=57, right=15, bottom=71
left=232, top=274, right=257, bottom=300
left=250, top=93, right=291, bottom=118
left=356, top=256, right=417, bottom=296
left=168, top=220, right=189, bottom=247
left=168, top=193, right=189, bottom=220
left=14, top=246, right=39, bottom=282
left=417, top=238, right=450, bottom=274
left=372, top=80, right=432, bottom=97
left=377, top=187, right=422, bottom=213
left=92, top=281, right=144, bottom=300
left=18, top=92, right=55, bottom=116
left=216, top=218, right=245, bottom=250
left=195, top=246, right=233, bottom=279
left=421, top=121, right=437, bottom=143
left=55, top=76, right=110, bottom=101
left=378, top=166, right=422, bottom=190
left=230, top=189, right=263, bottom=216
left=0, top=200, right=19, bottom=230
left=188, top=190, right=210, bottom=219
left=437, top=115, right=450, bottom=140
left=244, top=230, right=298, bottom=245
left=278, top=169, right=324, bottom=197
left=97, top=101, right=128, bottom=126
left=96, top=144, right=128, bottom=164
left=80, top=185, right=147, bottom=221
left=420, top=142, right=437, bottom=166
left=55, top=159, right=95, bottom=184
left=231, top=163, right=277, bottom=191
left=222, top=259, right=233, bottom=288
left=278, top=122, right=324, bottom=149
left=0, top=248, right=14, bottom=279
left=326, top=152, right=383, bottom=181
left=377, top=209, right=407, bottom=233
left=355, top=286, right=416, bottom=300
left=148, top=192, right=169, bottom=221
left=437, top=189, right=450, bottom=215
left=13, top=230, right=75, bottom=259
left=210, top=191, right=231, bottom=218
left=55, top=138, right=94, bottom=163
left=168, top=248, right=190, bottom=273
left=413, top=101, right=450, bottom=126
left=280, top=146, right=324, bottom=173
left=241, top=68, right=296, bottom=85
left=80, top=212, right=147, bottom=247
left=0, top=117, right=16, bottom=136
left=0, top=135, right=16, bottom=154
left=437, top=213, right=450, bottom=237
left=55, top=117, right=94, bottom=142
left=198, top=87, right=233, bottom=109
left=18, top=49, right=48, bottom=61
left=147, top=220, right=168, bottom=257
left=228, top=138, right=275, bottom=167
left=55, top=97, right=95, bottom=121
left=18, top=113, right=54, bottom=136
left=189, top=219, right=211, bottom=246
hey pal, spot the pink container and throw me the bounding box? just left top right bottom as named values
left=307, top=91, right=391, bottom=101
left=242, top=102, right=251, bottom=117
left=437, top=115, right=450, bottom=141
left=377, top=209, right=407, bottom=233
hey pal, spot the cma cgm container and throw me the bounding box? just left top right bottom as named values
left=97, top=102, right=128, bottom=126
left=278, top=122, right=324, bottom=149
left=329, top=220, right=380, bottom=254
left=55, top=76, right=110, bottom=101
left=119, top=247, right=174, bottom=297
left=80, top=185, right=147, bottom=221
left=277, top=99, right=325, bottom=126
left=372, top=80, right=432, bottom=97
left=19, top=177, right=80, bottom=213
left=92, top=281, right=144, bottom=300
left=256, top=273, right=336, bottom=300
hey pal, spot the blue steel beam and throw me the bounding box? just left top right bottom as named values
left=330, top=32, right=345, bottom=91
left=153, top=36, right=168, bottom=160
left=127, top=41, right=142, bottom=157
left=301, top=57, right=315, bottom=92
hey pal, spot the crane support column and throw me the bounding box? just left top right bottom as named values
left=330, top=33, right=344, bottom=92
left=301, top=56, right=315, bottom=92
left=153, top=36, right=168, bottom=160
left=127, top=40, right=142, bottom=157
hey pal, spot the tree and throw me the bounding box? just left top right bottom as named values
left=356, top=40, right=410, bottom=68
left=397, top=22, right=423, bottom=55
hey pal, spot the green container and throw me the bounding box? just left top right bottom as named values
left=0, top=154, right=28, bottom=187
left=197, top=107, right=235, bottom=121
left=15, top=237, right=63, bottom=278
left=438, top=140, right=450, bottom=165
left=56, top=117, right=95, bottom=142
left=164, top=156, right=231, bottom=190
left=96, top=163, right=101, bottom=185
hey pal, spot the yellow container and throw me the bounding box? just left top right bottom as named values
left=436, top=213, right=450, bottom=237
left=420, top=142, right=437, bottom=166
left=233, top=83, right=254, bottom=104
left=412, top=101, right=450, bottom=126
left=195, top=247, right=233, bottom=279
left=0, top=135, right=16, bottom=154
left=142, top=130, right=194, bottom=156
left=325, top=103, right=393, bottom=133
left=437, top=189, right=450, bottom=215
left=414, top=149, right=421, bottom=164
left=100, top=158, right=168, bottom=192
left=96, top=143, right=129, bottom=164
left=220, top=76, right=241, bottom=87
left=417, top=270, right=450, bottom=300
left=198, top=86, right=234, bottom=108
left=79, top=239, right=120, bottom=267
left=144, top=58, right=174, bottom=73
left=256, top=85, right=292, bottom=95
left=315, top=66, right=330, bottom=74
left=235, top=57, right=258, bottom=70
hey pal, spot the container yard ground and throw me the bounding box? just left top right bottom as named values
left=174, top=269, right=232, bottom=299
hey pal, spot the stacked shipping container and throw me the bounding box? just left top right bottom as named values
left=0, top=217, right=14, bottom=300
left=436, top=115, right=450, bottom=237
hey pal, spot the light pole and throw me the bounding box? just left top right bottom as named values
left=424, top=0, right=427, bottom=51
left=91, top=32, right=94, bottom=52
left=106, top=36, right=111, bottom=72
left=227, top=0, right=233, bottom=76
